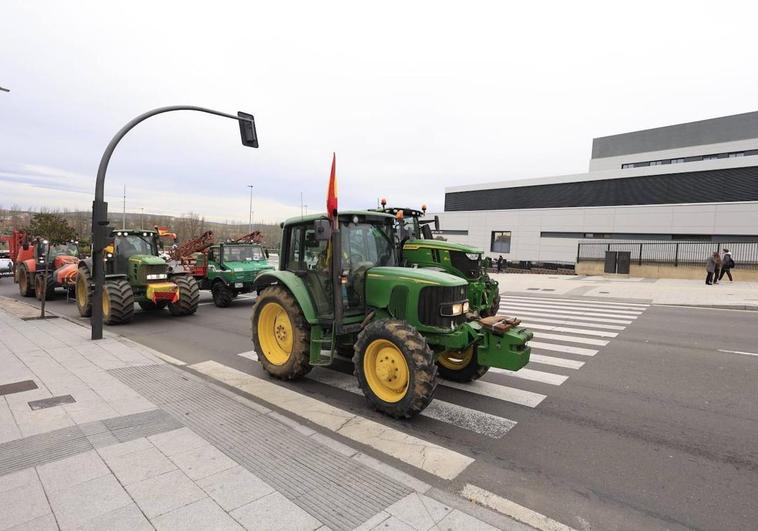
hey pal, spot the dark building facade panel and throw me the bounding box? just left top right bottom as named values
left=444, top=166, right=758, bottom=212
left=591, top=111, right=758, bottom=159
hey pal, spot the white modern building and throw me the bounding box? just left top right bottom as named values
left=437, top=111, right=758, bottom=264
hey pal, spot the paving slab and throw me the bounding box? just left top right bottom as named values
left=153, top=496, right=244, bottom=530
left=36, top=450, right=109, bottom=492
left=168, top=443, right=238, bottom=480
left=73, top=503, right=153, bottom=531
left=102, top=445, right=177, bottom=485
left=231, top=491, right=322, bottom=531
left=124, top=469, right=207, bottom=519
left=46, top=473, right=132, bottom=529
left=0, top=475, right=51, bottom=530
left=196, top=465, right=275, bottom=511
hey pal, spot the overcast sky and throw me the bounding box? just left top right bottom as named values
left=1, top=1, right=757, bottom=224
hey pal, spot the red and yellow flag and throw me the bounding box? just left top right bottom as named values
left=326, top=152, right=338, bottom=220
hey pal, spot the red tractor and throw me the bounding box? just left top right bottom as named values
left=13, top=231, right=81, bottom=299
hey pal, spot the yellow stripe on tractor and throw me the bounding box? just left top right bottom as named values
left=146, top=282, right=180, bottom=304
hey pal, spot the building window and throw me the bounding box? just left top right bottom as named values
left=621, top=163, right=634, bottom=169
left=702, top=154, right=718, bottom=160
left=437, top=229, right=469, bottom=235
left=671, top=158, right=684, bottom=164
left=728, top=152, right=745, bottom=158
left=649, top=160, right=664, bottom=166
left=490, top=231, right=511, bottom=253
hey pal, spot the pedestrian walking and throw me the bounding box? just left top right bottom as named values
left=719, top=248, right=735, bottom=282
left=705, top=251, right=718, bottom=285
left=713, top=252, right=722, bottom=285
left=497, top=255, right=504, bottom=273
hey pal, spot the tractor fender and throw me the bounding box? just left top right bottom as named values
left=77, top=260, right=126, bottom=281
left=253, top=271, right=319, bottom=324
left=23, top=258, right=37, bottom=275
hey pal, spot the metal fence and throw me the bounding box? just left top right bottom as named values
left=577, top=240, right=758, bottom=270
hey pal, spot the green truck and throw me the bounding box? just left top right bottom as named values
left=251, top=210, right=531, bottom=418
left=376, top=204, right=501, bottom=316
left=195, top=241, right=274, bottom=307
left=76, top=229, right=199, bottom=324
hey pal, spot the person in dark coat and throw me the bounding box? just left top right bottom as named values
left=496, top=255, right=504, bottom=273
left=705, top=251, right=718, bottom=285
left=713, top=252, right=722, bottom=285
left=719, top=249, right=735, bottom=282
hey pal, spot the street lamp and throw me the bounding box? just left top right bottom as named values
left=90, top=105, right=259, bottom=340
left=248, top=184, right=254, bottom=234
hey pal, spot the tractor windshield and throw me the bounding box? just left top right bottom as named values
left=222, top=245, right=264, bottom=262
left=341, top=220, right=397, bottom=270
left=44, top=242, right=79, bottom=259
left=115, top=234, right=156, bottom=258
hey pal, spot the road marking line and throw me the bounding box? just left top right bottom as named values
left=501, top=303, right=639, bottom=320
left=237, top=351, right=258, bottom=361
left=718, top=349, right=758, bottom=357
left=198, top=302, right=214, bottom=306
left=531, top=331, right=609, bottom=346
left=529, top=341, right=598, bottom=357
left=518, top=316, right=626, bottom=331
left=307, top=369, right=517, bottom=439
left=500, top=308, right=633, bottom=325
left=461, top=484, right=576, bottom=531
left=505, top=299, right=644, bottom=316
left=529, top=354, right=585, bottom=370
left=521, top=322, right=618, bottom=338
left=489, top=367, right=568, bottom=386
left=505, top=295, right=649, bottom=309
left=441, top=379, right=546, bottom=408
left=189, top=360, right=474, bottom=479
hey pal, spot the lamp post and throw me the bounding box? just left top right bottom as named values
left=90, top=105, right=258, bottom=340
left=247, top=184, right=254, bottom=234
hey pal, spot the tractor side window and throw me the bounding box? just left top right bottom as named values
left=286, top=226, right=304, bottom=272
left=207, top=248, right=215, bottom=262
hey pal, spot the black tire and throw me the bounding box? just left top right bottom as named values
left=354, top=320, right=438, bottom=418
left=138, top=300, right=168, bottom=312
left=17, top=264, right=35, bottom=297
left=103, top=278, right=135, bottom=325
left=212, top=281, right=234, bottom=308
left=34, top=273, right=55, bottom=301
left=437, top=345, right=490, bottom=382
left=75, top=267, right=93, bottom=317
left=168, top=276, right=200, bottom=316
left=251, top=285, right=312, bottom=380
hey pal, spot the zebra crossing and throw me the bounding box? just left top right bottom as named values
left=194, top=294, right=649, bottom=480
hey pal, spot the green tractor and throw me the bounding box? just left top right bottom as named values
left=375, top=202, right=501, bottom=316
left=76, top=229, right=200, bottom=324
left=251, top=210, right=532, bottom=418
left=198, top=240, right=274, bottom=307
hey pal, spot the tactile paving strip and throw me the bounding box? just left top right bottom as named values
left=110, top=364, right=411, bottom=531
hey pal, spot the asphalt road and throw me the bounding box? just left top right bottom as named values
left=2, top=276, right=756, bottom=531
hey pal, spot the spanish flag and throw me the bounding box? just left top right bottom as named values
left=326, top=153, right=338, bottom=220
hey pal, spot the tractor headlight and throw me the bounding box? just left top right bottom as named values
left=465, top=253, right=481, bottom=261
left=146, top=273, right=167, bottom=280
left=440, top=300, right=469, bottom=317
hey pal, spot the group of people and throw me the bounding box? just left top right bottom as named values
left=706, top=248, right=735, bottom=285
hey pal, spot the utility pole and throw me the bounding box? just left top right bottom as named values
left=247, top=184, right=254, bottom=233
left=122, top=185, right=126, bottom=229
left=300, top=192, right=304, bottom=218
left=140, top=208, right=144, bottom=230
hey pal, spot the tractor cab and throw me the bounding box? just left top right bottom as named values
left=105, top=230, right=163, bottom=277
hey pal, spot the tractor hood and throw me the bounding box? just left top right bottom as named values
left=223, top=260, right=273, bottom=272
left=403, top=239, right=483, bottom=254
left=366, top=266, right=465, bottom=287
left=128, top=254, right=166, bottom=265
left=53, top=255, right=78, bottom=269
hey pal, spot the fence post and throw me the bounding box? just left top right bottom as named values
left=674, top=243, right=679, bottom=267
left=576, top=242, right=580, bottom=264
left=639, top=243, right=643, bottom=266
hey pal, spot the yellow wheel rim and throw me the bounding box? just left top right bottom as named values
left=76, top=274, right=87, bottom=308
left=102, top=286, right=111, bottom=318
left=438, top=345, right=474, bottom=371
left=363, top=339, right=409, bottom=403
left=257, top=302, right=293, bottom=365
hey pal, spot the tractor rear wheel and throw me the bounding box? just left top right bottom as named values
left=168, top=276, right=200, bottom=316
left=35, top=273, right=55, bottom=301
left=76, top=267, right=93, bottom=317
left=354, top=320, right=437, bottom=418
left=138, top=300, right=168, bottom=312
left=252, top=285, right=311, bottom=380
left=437, top=345, right=489, bottom=382
left=212, top=282, right=234, bottom=307
left=17, top=265, right=34, bottom=297
left=103, top=279, right=135, bottom=325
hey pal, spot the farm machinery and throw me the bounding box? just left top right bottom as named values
left=7, top=230, right=80, bottom=300
left=75, top=228, right=199, bottom=324
left=375, top=200, right=501, bottom=316
left=169, top=230, right=274, bottom=307
left=251, top=160, right=532, bottom=418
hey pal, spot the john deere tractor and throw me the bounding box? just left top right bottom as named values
left=76, top=229, right=199, bottom=324
left=376, top=202, right=501, bottom=316
left=251, top=211, right=532, bottom=418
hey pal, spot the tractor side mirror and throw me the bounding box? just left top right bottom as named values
left=434, top=215, right=440, bottom=232
left=421, top=224, right=433, bottom=239
left=314, top=219, right=332, bottom=241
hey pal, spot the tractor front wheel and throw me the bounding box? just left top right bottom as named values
left=212, top=282, right=234, bottom=308
left=17, top=265, right=34, bottom=297
left=354, top=320, right=437, bottom=418
left=252, top=285, right=311, bottom=380
left=103, top=279, right=135, bottom=325
left=35, top=273, right=55, bottom=301
left=75, top=268, right=93, bottom=317
left=437, top=345, right=490, bottom=382
left=168, top=276, right=200, bottom=316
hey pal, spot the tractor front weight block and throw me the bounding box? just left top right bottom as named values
left=472, top=321, right=532, bottom=371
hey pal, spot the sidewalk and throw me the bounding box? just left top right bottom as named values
left=0, top=300, right=525, bottom=531
left=492, top=273, right=758, bottom=309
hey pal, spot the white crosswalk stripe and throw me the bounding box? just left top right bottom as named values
left=518, top=316, right=626, bottom=331
left=501, top=303, right=639, bottom=320
left=506, top=295, right=649, bottom=309
left=500, top=308, right=633, bottom=325
left=529, top=341, right=598, bottom=357
left=529, top=354, right=585, bottom=370
left=441, top=379, right=546, bottom=408
left=506, top=296, right=646, bottom=314
left=531, top=331, right=609, bottom=346
left=512, top=301, right=643, bottom=316
left=520, top=322, right=618, bottom=338
left=488, top=367, right=568, bottom=386
left=307, top=369, right=518, bottom=439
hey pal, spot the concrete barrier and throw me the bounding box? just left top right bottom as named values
left=576, top=261, right=758, bottom=281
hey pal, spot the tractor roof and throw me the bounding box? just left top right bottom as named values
left=110, top=229, right=157, bottom=236
left=372, top=207, right=425, bottom=218
left=281, top=210, right=396, bottom=227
